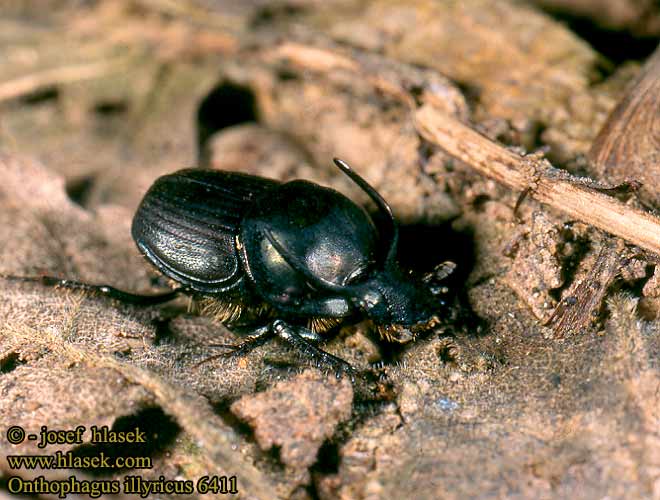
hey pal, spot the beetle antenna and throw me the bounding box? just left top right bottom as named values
left=263, top=230, right=344, bottom=292
left=332, top=158, right=399, bottom=265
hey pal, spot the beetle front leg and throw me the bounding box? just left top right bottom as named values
left=203, top=321, right=324, bottom=358
left=231, top=324, right=322, bottom=343
left=199, top=321, right=353, bottom=378
left=271, top=320, right=355, bottom=379
left=199, top=322, right=329, bottom=366
left=2, top=275, right=182, bottom=305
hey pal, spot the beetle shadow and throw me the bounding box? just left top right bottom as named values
left=372, top=220, right=486, bottom=362
left=396, top=221, right=474, bottom=286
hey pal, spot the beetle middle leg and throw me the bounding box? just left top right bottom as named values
left=2, top=275, right=182, bottom=305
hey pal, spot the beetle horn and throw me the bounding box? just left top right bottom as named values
left=263, top=229, right=345, bottom=292
left=332, top=158, right=399, bottom=265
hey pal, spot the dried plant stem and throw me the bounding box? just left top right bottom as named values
left=414, top=105, right=660, bottom=256
left=0, top=60, right=123, bottom=103
left=268, top=41, right=660, bottom=255
left=546, top=45, right=660, bottom=335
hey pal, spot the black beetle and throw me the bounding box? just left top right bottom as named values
left=7, top=159, right=453, bottom=376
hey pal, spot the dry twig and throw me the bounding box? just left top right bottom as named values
left=0, top=59, right=126, bottom=104
left=267, top=40, right=660, bottom=256
left=414, top=105, right=660, bottom=256
left=546, top=45, right=660, bottom=335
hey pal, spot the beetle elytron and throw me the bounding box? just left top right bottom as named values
left=9, top=159, right=453, bottom=376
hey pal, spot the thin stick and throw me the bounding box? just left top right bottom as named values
left=267, top=40, right=660, bottom=255
left=546, top=45, right=660, bottom=335
left=0, top=60, right=123, bottom=103
left=414, top=105, right=660, bottom=256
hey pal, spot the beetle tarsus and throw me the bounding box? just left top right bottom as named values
left=2, top=274, right=181, bottom=305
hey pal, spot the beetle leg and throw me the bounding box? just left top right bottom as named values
left=198, top=321, right=326, bottom=368
left=295, top=329, right=325, bottom=343
left=2, top=275, right=181, bottom=305
left=199, top=325, right=273, bottom=366
left=230, top=324, right=271, bottom=336
left=198, top=322, right=351, bottom=378
left=271, top=320, right=355, bottom=379
left=234, top=322, right=324, bottom=343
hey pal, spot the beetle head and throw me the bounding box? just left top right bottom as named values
left=349, top=265, right=446, bottom=343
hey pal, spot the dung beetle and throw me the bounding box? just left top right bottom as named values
left=7, top=159, right=454, bottom=376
